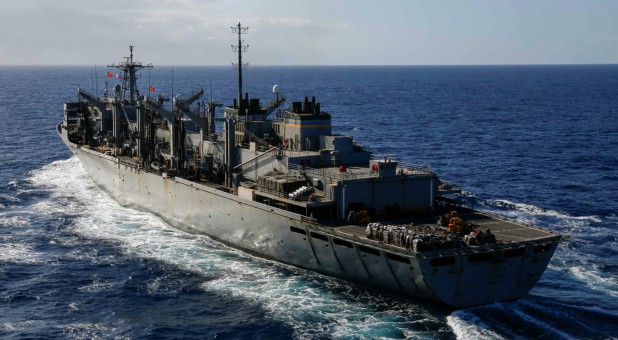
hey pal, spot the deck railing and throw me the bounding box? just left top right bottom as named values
left=287, top=163, right=378, bottom=181
left=287, top=161, right=432, bottom=182
left=396, top=161, right=432, bottom=174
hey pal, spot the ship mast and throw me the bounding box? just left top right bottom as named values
left=231, top=22, right=248, bottom=108
left=108, top=45, right=153, bottom=106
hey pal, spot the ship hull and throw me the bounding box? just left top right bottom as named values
left=58, top=124, right=559, bottom=308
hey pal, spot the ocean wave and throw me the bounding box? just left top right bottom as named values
left=0, top=193, right=21, bottom=206
left=447, top=308, right=506, bottom=340
left=1, top=320, right=47, bottom=336
left=548, top=301, right=618, bottom=318
left=547, top=257, right=618, bottom=299
left=448, top=299, right=618, bottom=340
left=508, top=305, right=574, bottom=339
left=475, top=195, right=602, bottom=223
left=0, top=215, right=31, bottom=227
left=61, top=322, right=119, bottom=339
left=77, top=275, right=119, bottom=294
left=0, top=242, right=44, bottom=265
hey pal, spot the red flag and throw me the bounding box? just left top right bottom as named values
left=116, top=74, right=122, bottom=79
left=107, top=72, right=113, bottom=78
left=149, top=86, right=155, bottom=92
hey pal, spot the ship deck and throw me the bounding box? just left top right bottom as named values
left=327, top=207, right=558, bottom=244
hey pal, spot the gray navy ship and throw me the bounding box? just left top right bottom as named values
left=58, top=23, right=561, bottom=308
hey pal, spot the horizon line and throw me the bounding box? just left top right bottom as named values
left=1, top=63, right=618, bottom=68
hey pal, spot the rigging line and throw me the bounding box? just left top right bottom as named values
left=148, top=67, right=151, bottom=99
left=90, top=68, right=94, bottom=95
left=94, top=64, right=98, bottom=96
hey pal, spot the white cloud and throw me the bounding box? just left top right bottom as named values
left=251, top=17, right=352, bottom=33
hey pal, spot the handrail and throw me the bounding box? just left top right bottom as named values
left=287, top=163, right=378, bottom=181
left=396, top=161, right=432, bottom=173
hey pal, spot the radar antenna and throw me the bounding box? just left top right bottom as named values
left=231, top=22, right=249, bottom=108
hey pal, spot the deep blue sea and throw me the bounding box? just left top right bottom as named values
left=1, top=64, right=617, bottom=339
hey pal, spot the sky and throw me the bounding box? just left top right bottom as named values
left=0, top=0, right=617, bottom=65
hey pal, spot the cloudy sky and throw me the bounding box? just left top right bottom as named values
left=1, top=0, right=617, bottom=65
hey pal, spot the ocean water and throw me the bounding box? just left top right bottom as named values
left=1, top=64, right=617, bottom=339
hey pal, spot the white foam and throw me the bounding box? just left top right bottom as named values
left=563, top=263, right=618, bottom=298
left=1, top=320, right=47, bottom=334
left=78, top=275, right=118, bottom=294
left=0, top=242, right=44, bottom=264
left=68, top=300, right=83, bottom=311
left=478, top=197, right=602, bottom=224
left=0, top=215, right=31, bottom=227
left=29, top=158, right=89, bottom=190
left=447, top=309, right=506, bottom=340
left=61, top=322, right=118, bottom=339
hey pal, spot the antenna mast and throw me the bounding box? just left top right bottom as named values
left=231, top=22, right=249, bottom=108
left=107, top=45, right=153, bottom=106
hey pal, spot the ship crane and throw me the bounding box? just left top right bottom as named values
left=173, top=89, right=217, bottom=166
left=77, top=88, right=106, bottom=114
left=174, top=89, right=207, bottom=131
left=144, top=100, right=179, bottom=170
